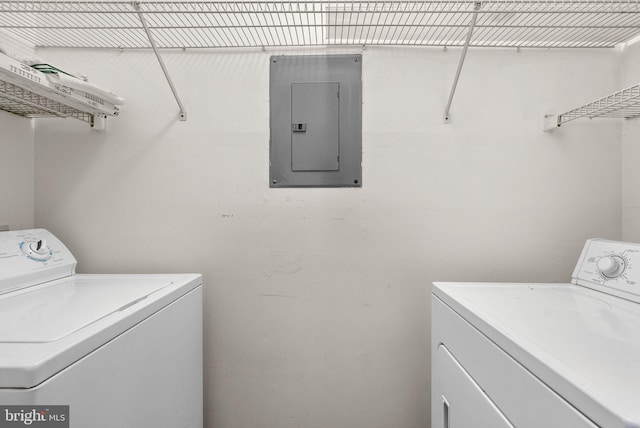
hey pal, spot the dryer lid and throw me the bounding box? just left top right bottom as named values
left=433, top=281, right=640, bottom=428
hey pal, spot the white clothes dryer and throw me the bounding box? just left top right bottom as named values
left=432, top=239, right=640, bottom=428
left=0, top=229, right=203, bottom=428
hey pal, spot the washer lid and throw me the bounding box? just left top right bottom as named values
left=0, top=276, right=172, bottom=343
left=0, top=273, right=202, bottom=389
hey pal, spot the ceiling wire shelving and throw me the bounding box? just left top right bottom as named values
left=1, top=1, right=640, bottom=49
left=1, top=1, right=640, bottom=127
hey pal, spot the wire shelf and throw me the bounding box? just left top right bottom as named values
left=0, top=48, right=118, bottom=126
left=0, top=79, right=93, bottom=122
left=543, top=83, right=640, bottom=131
left=560, top=83, right=640, bottom=122
left=1, top=1, right=639, bottom=49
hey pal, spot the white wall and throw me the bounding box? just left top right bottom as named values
left=33, top=46, right=622, bottom=428
left=0, top=110, right=34, bottom=230
left=622, top=42, right=640, bottom=241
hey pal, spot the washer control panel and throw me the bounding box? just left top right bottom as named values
left=21, top=238, right=53, bottom=262
left=0, top=229, right=77, bottom=295
left=573, top=239, right=640, bottom=302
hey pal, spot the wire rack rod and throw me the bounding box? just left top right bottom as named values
left=1, top=1, right=639, bottom=49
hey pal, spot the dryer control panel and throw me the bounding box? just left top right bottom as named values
left=573, top=239, right=640, bottom=303
left=0, top=229, right=76, bottom=295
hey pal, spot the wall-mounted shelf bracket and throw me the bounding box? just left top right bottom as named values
left=544, top=83, right=640, bottom=132
left=443, top=0, right=482, bottom=124
left=543, top=114, right=560, bottom=132
left=132, top=1, right=187, bottom=122
left=91, top=114, right=108, bottom=132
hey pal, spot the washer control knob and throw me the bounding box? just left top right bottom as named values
left=597, top=256, right=625, bottom=278
left=22, top=239, right=52, bottom=261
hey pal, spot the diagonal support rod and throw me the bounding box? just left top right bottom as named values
left=443, top=1, right=481, bottom=124
left=133, top=1, right=187, bottom=121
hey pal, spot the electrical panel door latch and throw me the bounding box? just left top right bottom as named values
left=292, top=122, right=307, bottom=132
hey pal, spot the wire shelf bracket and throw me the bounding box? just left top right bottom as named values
left=133, top=1, right=187, bottom=121
left=543, top=83, right=640, bottom=132
left=443, top=0, right=481, bottom=124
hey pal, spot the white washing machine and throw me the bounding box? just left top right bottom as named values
left=0, top=229, right=203, bottom=428
left=432, top=239, right=640, bottom=428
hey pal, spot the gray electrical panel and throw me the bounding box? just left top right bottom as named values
left=270, top=54, right=362, bottom=188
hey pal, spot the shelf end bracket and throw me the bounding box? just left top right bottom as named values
left=543, top=114, right=561, bottom=132
left=133, top=1, right=187, bottom=122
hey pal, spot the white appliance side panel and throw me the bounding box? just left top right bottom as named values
left=431, top=295, right=598, bottom=428
left=433, top=344, right=514, bottom=428
left=0, top=287, right=203, bottom=428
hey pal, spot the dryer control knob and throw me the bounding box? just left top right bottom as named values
left=597, top=256, right=625, bottom=278
left=22, top=239, right=52, bottom=261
